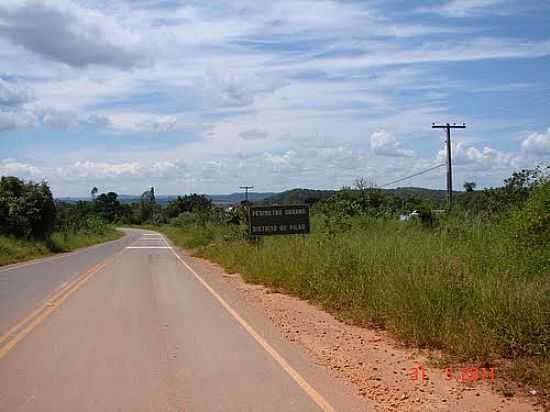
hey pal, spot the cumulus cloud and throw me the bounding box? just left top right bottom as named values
left=0, top=0, right=149, bottom=68
left=0, top=78, right=37, bottom=132
left=427, top=0, right=505, bottom=17
left=436, top=141, right=522, bottom=171
left=57, top=161, right=142, bottom=180
left=262, top=151, right=300, bottom=173
left=85, top=114, right=111, bottom=128
left=207, top=72, right=288, bottom=107
left=0, top=110, right=37, bottom=132
left=0, top=158, right=43, bottom=179
left=150, top=160, right=187, bottom=179
left=370, top=130, right=414, bottom=157
left=103, top=112, right=192, bottom=134
left=42, top=110, right=80, bottom=129
left=52, top=159, right=189, bottom=181
left=0, top=78, right=33, bottom=108
left=239, top=128, right=268, bottom=140
left=521, top=128, right=550, bottom=155
left=135, top=115, right=178, bottom=134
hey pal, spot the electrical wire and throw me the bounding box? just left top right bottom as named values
left=378, top=163, right=446, bottom=188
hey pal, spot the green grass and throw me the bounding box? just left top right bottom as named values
left=155, top=216, right=549, bottom=395
left=0, top=227, right=122, bottom=266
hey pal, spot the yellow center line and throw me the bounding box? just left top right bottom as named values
left=0, top=248, right=127, bottom=360
left=0, top=263, right=99, bottom=346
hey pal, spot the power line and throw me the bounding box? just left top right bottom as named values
left=432, top=122, right=466, bottom=210
left=378, top=163, right=446, bottom=188
left=239, top=185, right=254, bottom=202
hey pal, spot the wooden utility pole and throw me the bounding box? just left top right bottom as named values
left=240, top=186, right=254, bottom=203
left=432, top=122, right=466, bottom=210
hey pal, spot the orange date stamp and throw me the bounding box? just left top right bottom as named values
left=410, top=366, right=495, bottom=384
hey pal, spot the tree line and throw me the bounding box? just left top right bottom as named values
left=1, top=164, right=547, bottom=241
left=0, top=176, right=217, bottom=240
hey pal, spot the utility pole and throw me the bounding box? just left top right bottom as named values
left=432, top=122, right=466, bottom=210
left=240, top=186, right=254, bottom=203
left=150, top=186, right=156, bottom=223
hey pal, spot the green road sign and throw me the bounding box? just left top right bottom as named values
left=249, top=205, right=310, bottom=236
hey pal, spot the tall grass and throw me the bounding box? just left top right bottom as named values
left=158, top=214, right=549, bottom=392
left=0, top=227, right=122, bottom=266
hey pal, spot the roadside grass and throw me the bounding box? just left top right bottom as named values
left=0, top=236, right=51, bottom=266
left=0, top=227, right=122, bottom=266
left=155, top=215, right=549, bottom=396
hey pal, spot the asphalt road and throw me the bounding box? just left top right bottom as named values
left=0, top=229, right=367, bottom=412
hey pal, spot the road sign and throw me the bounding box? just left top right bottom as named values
left=249, top=205, right=310, bottom=236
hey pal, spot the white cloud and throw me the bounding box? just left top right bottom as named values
left=239, top=128, right=268, bottom=140
left=150, top=160, right=187, bottom=179
left=521, top=128, right=550, bottom=155
left=262, top=151, right=300, bottom=173
left=206, top=72, right=288, bottom=107
left=42, top=110, right=80, bottom=129
left=427, top=0, right=506, bottom=17
left=0, top=78, right=33, bottom=107
left=0, top=0, right=149, bottom=68
left=135, top=115, right=178, bottom=134
left=57, top=161, right=142, bottom=180
left=51, top=159, right=188, bottom=181
left=0, top=110, right=37, bottom=132
left=103, top=112, right=188, bottom=134
left=436, top=141, right=523, bottom=171
left=370, top=130, right=414, bottom=157
left=0, top=158, right=43, bottom=179
left=0, top=0, right=547, bottom=195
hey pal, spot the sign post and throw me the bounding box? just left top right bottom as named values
left=248, top=205, right=310, bottom=236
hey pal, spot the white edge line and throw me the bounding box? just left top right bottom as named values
left=163, top=235, right=336, bottom=412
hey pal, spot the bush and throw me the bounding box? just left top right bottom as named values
left=508, top=181, right=550, bottom=273
left=0, top=176, right=56, bottom=239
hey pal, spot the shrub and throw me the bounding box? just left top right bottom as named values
left=0, top=176, right=56, bottom=239
left=508, top=181, right=550, bottom=273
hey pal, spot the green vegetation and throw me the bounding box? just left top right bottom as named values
left=0, top=176, right=122, bottom=266
left=153, top=165, right=550, bottom=394
left=2, top=166, right=548, bottom=392
left=0, top=228, right=121, bottom=266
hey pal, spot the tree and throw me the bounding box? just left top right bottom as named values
left=0, top=176, right=56, bottom=239
left=94, top=192, right=121, bottom=222
left=164, top=194, right=212, bottom=218
left=138, top=187, right=156, bottom=223
left=91, top=187, right=98, bottom=200
left=463, top=181, right=476, bottom=192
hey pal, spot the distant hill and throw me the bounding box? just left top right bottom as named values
left=262, top=188, right=337, bottom=205
left=207, top=192, right=276, bottom=205
left=385, top=187, right=448, bottom=206
left=56, top=195, right=177, bottom=205
left=261, top=187, right=450, bottom=206
left=56, top=187, right=449, bottom=207
left=56, top=192, right=276, bottom=206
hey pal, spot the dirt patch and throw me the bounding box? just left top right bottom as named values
left=194, top=256, right=545, bottom=412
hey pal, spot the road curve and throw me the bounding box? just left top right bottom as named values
left=0, top=229, right=143, bottom=335
left=0, top=229, right=368, bottom=411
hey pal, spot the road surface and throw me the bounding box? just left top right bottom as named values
left=0, top=229, right=367, bottom=411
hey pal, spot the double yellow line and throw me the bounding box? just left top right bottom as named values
left=0, top=249, right=125, bottom=360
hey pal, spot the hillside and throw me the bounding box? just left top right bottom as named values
left=262, top=188, right=337, bottom=204
left=262, top=187, right=450, bottom=206
left=57, top=192, right=276, bottom=206
left=57, top=188, right=449, bottom=207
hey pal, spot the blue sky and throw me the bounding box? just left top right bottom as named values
left=0, top=0, right=549, bottom=196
